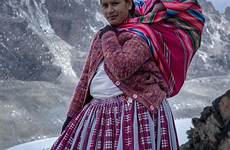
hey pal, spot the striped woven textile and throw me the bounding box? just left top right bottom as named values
left=51, top=95, right=179, bottom=149
left=118, top=0, right=205, bottom=96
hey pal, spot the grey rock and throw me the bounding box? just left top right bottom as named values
left=0, top=16, right=61, bottom=81
left=224, top=7, right=230, bottom=21
left=45, top=0, right=101, bottom=47
left=180, top=90, right=230, bottom=150
left=199, top=0, right=220, bottom=16
left=44, top=0, right=104, bottom=76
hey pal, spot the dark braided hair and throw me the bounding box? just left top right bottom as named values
left=127, top=0, right=135, bottom=17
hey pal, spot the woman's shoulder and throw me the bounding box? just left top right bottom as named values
left=93, top=31, right=101, bottom=40
left=118, top=31, right=149, bottom=47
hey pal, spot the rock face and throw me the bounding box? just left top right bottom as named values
left=224, top=7, right=230, bottom=21
left=44, top=0, right=105, bottom=77
left=45, top=0, right=102, bottom=48
left=187, top=0, right=230, bottom=79
left=0, top=0, right=86, bottom=82
left=0, top=0, right=62, bottom=81
left=180, top=90, right=230, bottom=150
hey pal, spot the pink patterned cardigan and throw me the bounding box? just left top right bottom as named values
left=67, top=30, right=169, bottom=117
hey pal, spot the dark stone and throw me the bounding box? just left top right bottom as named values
left=45, top=0, right=102, bottom=48
left=224, top=7, right=230, bottom=21
left=44, top=0, right=104, bottom=75
left=207, top=25, right=214, bottom=34
left=192, top=118, right=203, bottom=127
left=200, top=106, right=213, bottom=121
left=199, top=0, right=220, bottom=15
left=180, top=90, right=230, bottom=150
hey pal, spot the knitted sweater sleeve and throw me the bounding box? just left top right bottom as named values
left=101, top=31, right=151, bottom=81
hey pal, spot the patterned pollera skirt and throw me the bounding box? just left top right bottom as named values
left=51, top=95, right=179, bottom=150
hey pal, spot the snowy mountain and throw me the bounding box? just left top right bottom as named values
left=0, top=0, right=229, bottom=149
left=187, top=0, right=230, bottom=78
left=0, top=0, right=229, bottom=82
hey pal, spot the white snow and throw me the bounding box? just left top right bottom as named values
left=6, top=119, right=192, bottom=150
left=197, top=51, right=209, bottom=63
left=6, top=137, right=57, bottom=150
left=175, top=118, right=193, bottom=145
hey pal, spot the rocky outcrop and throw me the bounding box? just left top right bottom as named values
left=0, top=17, right=61, bottom=81
left=45, top=0, right=102, bottom=48
left=0, top=0, right=63, bottom=81
left=180, top=90, right=230, bottom=150
left=224, top=7, right=230, bottom=21
left=44, top=0, right=104, bottom=76
left=0, top=0, right=104, bottom=81
left=187, top=0, right=230, bottom=79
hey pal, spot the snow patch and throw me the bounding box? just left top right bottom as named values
left=197, top=51, right=209, bottom=63
left=6, top=137, right=57, bottom=150
left=175, top=118, right=193, bottom=145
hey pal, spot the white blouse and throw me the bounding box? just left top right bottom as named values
left=90, top=61, right=123, bottom=99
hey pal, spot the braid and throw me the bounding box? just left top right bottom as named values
left=126, top=0, right=135, bottom=17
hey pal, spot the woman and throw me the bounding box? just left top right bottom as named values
left=52, top=0, right=204, bottom=149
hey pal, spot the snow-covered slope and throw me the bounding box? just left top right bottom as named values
left=6, top=137, right=57, bottom=150
left=187, top=0, right=230, bottom=78
left=169, top=74, right=230, bottom=118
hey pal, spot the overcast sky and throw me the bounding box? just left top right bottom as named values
left=207, top=0, right=230, bottom=12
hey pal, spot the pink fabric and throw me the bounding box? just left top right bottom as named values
left=117, top=0, right=205, bottom=96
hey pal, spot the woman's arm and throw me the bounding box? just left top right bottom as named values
left=67, top=33, right=99, bottom=118
left=101, top=31, right=151, bottom=81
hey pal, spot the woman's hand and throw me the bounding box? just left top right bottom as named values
left=101, top=30, right=151, bottom=81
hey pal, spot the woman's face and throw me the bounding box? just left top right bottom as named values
left=100, top=0, right=132, bottom=26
